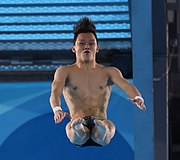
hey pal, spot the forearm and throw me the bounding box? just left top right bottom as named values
left=127, top=84, right=146, bottom=110
left=49, top=92, right=61, bottom=109
left=50, top=93, right=64, bottom=115
left=124, top=83, right=142, bottom=98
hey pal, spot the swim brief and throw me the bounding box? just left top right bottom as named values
left=76, top=116, right=106, bottom=147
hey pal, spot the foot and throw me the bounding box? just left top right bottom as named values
left=71, top=118, right=86, bottom=137
left=93, top=120, right=109, bottom=141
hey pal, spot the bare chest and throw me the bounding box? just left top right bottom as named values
left=64, top=71, right=113, bottom=98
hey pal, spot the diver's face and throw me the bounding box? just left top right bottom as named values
left=72, top=32, right=99, bottom=63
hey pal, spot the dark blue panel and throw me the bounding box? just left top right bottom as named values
left=0, top=114, right=134, bottom=160
left=0, top=82, right=135, bottom=160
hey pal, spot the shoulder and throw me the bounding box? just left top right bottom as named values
left=96, top=64, right=118, bottom=71
left=55, top=64, right=75, bottom=73
left=54, top=65, right=74, bottom=80
left=56, top=65, right=69, bottom=72
left=104, top=66, right=122, bottom=76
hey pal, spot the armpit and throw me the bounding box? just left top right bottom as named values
left=107, top=78, right=114, bottom=86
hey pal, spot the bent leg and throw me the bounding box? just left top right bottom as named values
left=91, top=119, right=115, bottom=146
left=66, top=118, right=90, bottom=145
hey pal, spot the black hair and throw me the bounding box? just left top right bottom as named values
left=73, top=17, right=98, bottom=45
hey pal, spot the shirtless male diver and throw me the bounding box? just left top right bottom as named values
left=49, top=17, right=146, bottom=147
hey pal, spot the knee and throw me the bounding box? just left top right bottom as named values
left=65, top=122, right=90, bottom=145
left=91, top=135, right=111, bottom=146
left=68, top=133, right=90, bottom=145
left=91, top=120, right=116, bottom=146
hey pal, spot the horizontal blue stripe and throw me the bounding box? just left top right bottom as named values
left=0, top=41, right=131, bottom=50
left=0, top=5, right=129, bottom=14
left=0, top=65, right=59, bottom=71
left=0, top=14, right=130, bottom=23
left=0, top=32, right=131, bottom=40
left=0, top=23, right=130, bottom=32
left=0, top=0, right=128, bottom=5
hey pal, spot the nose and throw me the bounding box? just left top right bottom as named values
left=84, top=43, right=90, bottom=49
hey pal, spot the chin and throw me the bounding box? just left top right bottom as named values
left=84, top=60, right=90, bottom=63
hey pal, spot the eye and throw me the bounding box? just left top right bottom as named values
left=89, top=42, right=95, bottom=45
left=79, top=42, right=85, bottom=45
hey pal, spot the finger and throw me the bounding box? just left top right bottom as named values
left=56, top=113, right=66, bottom=123
left=54, top=114, right=62, bottom=123
left=129, top=98, right=140, bottom=103
left=54, top=115, right=58, bottom=121
left=56, top=118, right=62, bottom=123
left=54, top=116, right=59, bottom=123
left=128, top=98, right=137, bottom=103
left=139, top=102, right=143, bottom=107
left=142, top=105, right=146, bottom=110
left=54, top=117, right=58, bottom=123
left=140, top=100, right=144, bottom=106
left=65, top=112, right=72, bottom=119
left=128, top=98, right=134, bottom=102
left=129, top=98, right=146, bottom=111
left=139, top=104, right=146, bottom=111
left=56, top=117, right=63, bottom=124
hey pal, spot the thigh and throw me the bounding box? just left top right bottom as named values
left=65, top=118, right=90, bottom=134
left=65, top=119, right=91, bottom=145
left=65, top=121, right=72, bottom=132
left=103, top=119, right=116, bottom=134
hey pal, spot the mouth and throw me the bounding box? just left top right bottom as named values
left=83, top=50, right=90, bottom=55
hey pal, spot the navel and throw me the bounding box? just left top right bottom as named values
left=99, top=86, right=103, bottom=89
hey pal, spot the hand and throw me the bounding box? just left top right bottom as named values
left=54, top=110, right=71, bottom=124
left=129, top=97, right=146, bottom=111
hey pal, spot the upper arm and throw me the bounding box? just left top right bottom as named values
left=108, top=67, right=131, bottom=91
left=108, top=67, right=141, bottom=98
left=51, top=66, right=69, bottom=96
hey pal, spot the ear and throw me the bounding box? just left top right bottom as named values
left=72, top=46, right=76, bottom=53
left=96, top=46, right=100, bottom=53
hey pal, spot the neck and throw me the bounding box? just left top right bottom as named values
left=75, top=61, right=96, bottom=70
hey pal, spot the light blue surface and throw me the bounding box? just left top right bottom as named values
left=0, top=0, right=131, bottom=51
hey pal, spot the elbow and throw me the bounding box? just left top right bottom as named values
left=49, top=93, right=55, bottom=107
left=49, top=95, right=52, bottom=107
left=49, top=96, right=52, bottom=104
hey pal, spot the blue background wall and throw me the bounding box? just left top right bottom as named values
left=0, top=81, right=137, bottom=160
